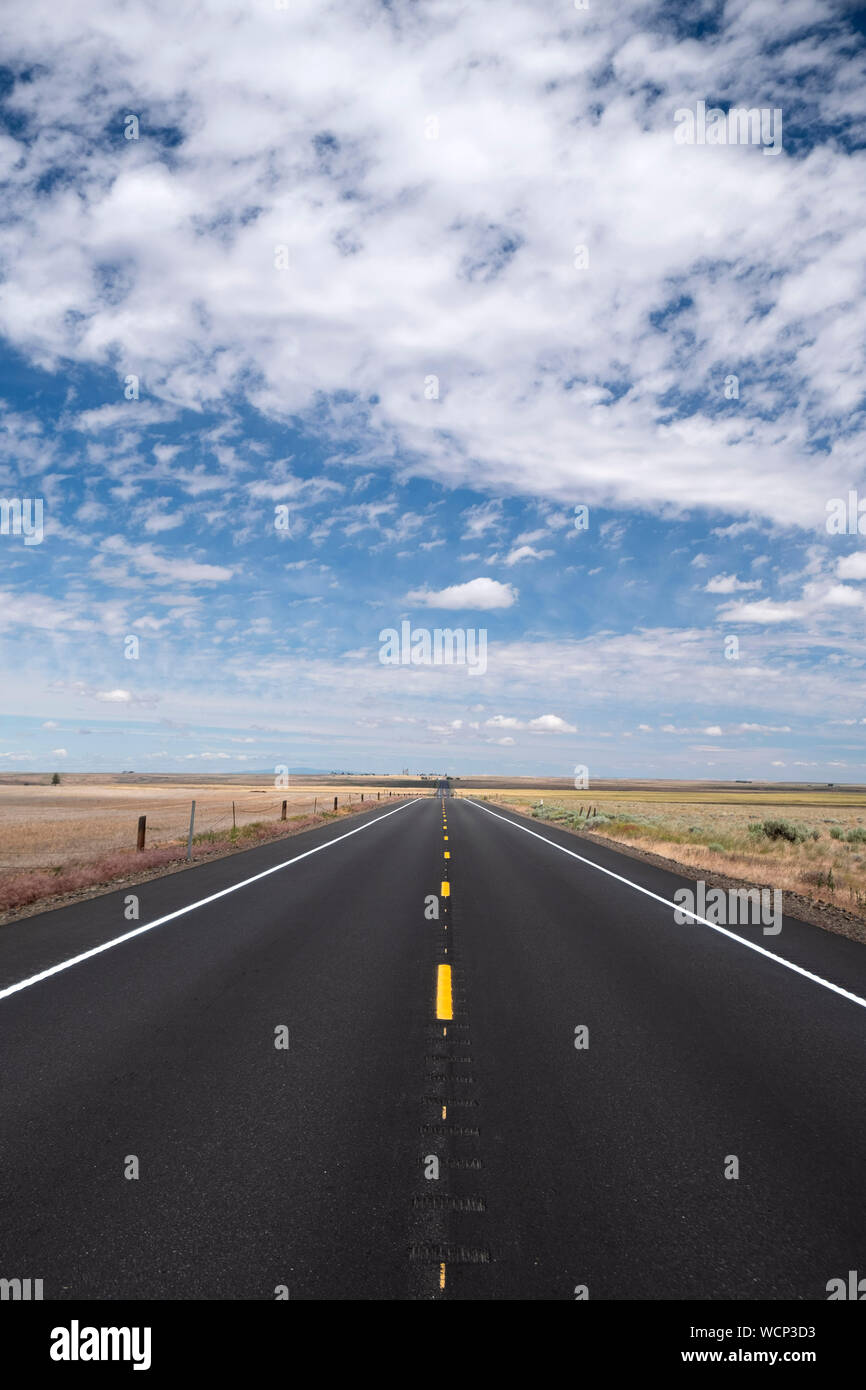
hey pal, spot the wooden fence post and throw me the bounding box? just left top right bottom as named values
left=136, top=815, right=146, bottom=852
left=187, top=801, right=196, bottom=861
left=334, top=796, right=338, bottom=811
left=281, top=800, right=287, bottom=821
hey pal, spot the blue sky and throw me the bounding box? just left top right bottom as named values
left=1, top=0, right=865, bottom=779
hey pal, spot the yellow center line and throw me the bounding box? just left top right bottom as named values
left=439, top=1263, right=446, bottom=1290
left=436, top=963, right=453, bottom=1019
left=441, top=880, right=450, bottom=896
left=444, top=850, right=450, bottom=858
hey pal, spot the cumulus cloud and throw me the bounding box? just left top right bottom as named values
left=528, top=714, right=577, bottom=733
left=405, top=578, right=517, bottom=610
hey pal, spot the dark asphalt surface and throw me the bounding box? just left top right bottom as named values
left=1, top=791, right=865, bottom=1300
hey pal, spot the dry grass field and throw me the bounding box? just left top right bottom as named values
left=457, top=785, right=866, bottom=922
left=0, top=774, right=426, bottom=870
left=0, top=774, right=432, bottom=917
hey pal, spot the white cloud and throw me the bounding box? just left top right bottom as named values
left=406, top=577, right=517, bottom=610
left=98, top=537, right=234, bottom=585
left=461, top=502, right=503, bottom=539
left=717, top=598, right=806, bottom=624
left=141, top=508, right=186, bottom=534
left=820, top=584, right=864, bottom=609
left=484, top=712, right=576, bottom=733
left=837, top=553, right=866, bottom=580
left=528, top=714, right=577, bottom=734
left=704, top=574, right=762, bottom=594
left=504, top=544, right=554, bottom=565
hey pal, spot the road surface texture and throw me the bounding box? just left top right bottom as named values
left=1, top=791, right=865, bottom=1300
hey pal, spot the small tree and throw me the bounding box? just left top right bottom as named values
left=51, top=771, right=61, bottom=785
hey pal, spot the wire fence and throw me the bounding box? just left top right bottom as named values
left=0, top=787, right=432, bottom=870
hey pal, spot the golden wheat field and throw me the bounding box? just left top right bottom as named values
left=456, top=786, right=866, bottom=918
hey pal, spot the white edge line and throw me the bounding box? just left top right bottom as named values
left=0, top=798, right=421, bottom=1004
left=466, top=799, right=866, bottom=1013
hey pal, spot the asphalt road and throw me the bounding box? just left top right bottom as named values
left=1, top=791, right=865, bottom=1300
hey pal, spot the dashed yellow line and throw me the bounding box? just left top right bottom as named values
left=436, top=963, right=453, bottom=1019
left=441, top=880, right=450, bottom=897
left=439, top=1263, right=446, bottom=1290
left=444, top=850, right=450, bottom=859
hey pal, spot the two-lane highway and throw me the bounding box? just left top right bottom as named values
left=1, top=792, right=864, bottom=1299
